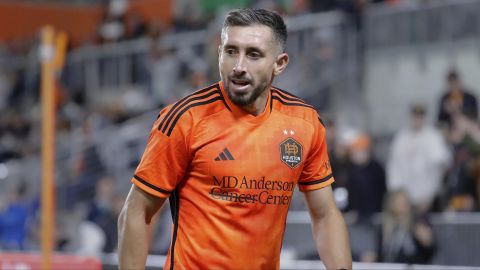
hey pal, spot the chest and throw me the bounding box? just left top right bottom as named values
left=194, top=117, right=312, bottom=179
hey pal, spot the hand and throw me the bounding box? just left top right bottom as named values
left=414, top=222, right=433, bottom=247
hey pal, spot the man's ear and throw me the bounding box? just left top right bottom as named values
left=218, top=45, right=222, bottom=57
left=273, top=53, right=289, bottom=76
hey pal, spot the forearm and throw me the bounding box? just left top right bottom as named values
left=311, top=208, right=352, bottom=270
left=118, top=206, right=152, bottom=269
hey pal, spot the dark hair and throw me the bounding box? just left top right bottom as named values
left=222, top=8, right=287, bottom=51
left=410, top=104, right=426, bottom=116
left=447, top=69, right=459, bottom=81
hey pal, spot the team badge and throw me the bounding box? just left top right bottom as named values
left=280, top=138, right=302, bottom=169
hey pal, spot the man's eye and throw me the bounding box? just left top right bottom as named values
left=225, top=49, right=236, bottom=55
left=248, top=52, right=261, bottom=59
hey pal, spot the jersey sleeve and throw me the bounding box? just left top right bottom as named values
left=131, top=107, right=192, bottom=198
left=298, top=116, right=334, bottom=192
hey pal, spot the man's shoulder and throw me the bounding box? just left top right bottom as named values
left=270, top=86, right=322, bottom=125
left=463, top=90, right=478, bottom=100
left=156, top=83, right=229, bottom=136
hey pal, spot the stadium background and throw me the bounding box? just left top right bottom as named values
left=0, top=0, right=480, bottom=269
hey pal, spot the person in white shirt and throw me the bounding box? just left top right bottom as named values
left=387, top=104, right=451, bottom=214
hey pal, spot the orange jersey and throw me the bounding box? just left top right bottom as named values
left=132, top=82, right=334, bottom=269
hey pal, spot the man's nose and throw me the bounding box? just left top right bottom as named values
left=233, top=55, right=247, bottom=75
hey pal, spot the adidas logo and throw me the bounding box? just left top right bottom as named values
left=214, top=148, right=235, bottom=161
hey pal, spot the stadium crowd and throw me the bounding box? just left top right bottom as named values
left=0, top=0, right=478, bottom=266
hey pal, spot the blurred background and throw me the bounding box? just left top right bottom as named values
left=0, top=0, right=480, bottom=269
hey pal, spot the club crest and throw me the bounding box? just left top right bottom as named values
left=280, top=138, right=302, bottom=169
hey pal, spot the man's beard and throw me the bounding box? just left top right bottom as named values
left=226, top=80, right=269, bottom=106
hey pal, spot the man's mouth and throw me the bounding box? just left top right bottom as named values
left=231, top=79, right=250, bottom=87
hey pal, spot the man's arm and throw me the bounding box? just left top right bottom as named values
left=304, top=186, right=352, bottom=270
left=118, top=185, right=166, bottom=270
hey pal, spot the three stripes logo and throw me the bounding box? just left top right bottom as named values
left=214, top=148, right=235, bottom=161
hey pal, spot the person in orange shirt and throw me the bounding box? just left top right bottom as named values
left=118, top=8, right=352, bottom=270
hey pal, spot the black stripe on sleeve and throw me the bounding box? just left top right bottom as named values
left=318, top=116, right=325, bottom=127
left=273, top=87, right=304, bottom=100
left=271, top=89, right=306, bottom=103
left=157, top=84, right=218, bottom=131
left=298, top=174, right=333, bottom=186
left=271, top=96, right=315, bottom=109
left=161, top=90, right=221, bottom=133
left=133, top=174, right=171, bottom=195
left=165, top=96, right=225, bottom=136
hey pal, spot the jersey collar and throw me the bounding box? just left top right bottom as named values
left=219, top=81, right=272, bottom=124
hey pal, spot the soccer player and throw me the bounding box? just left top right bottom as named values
left=118, top=8, right=352, bottom=270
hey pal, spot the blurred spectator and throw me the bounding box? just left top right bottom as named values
left=131, top=20, right=169, bottom=87
left=147, top=20, right=168, bottom=41
left=63, top=120, right=106, bottom=207
left=0, top=110, right=32, bottom=162
left=0, top=67, right=14, bottom=111
left=379, top=190, right=436, bottom=264
left=0, top=183, right=29, bottom=250
left=87, top=176, right=119, bottom=253
left=124, top=12, right=147, bottom=40
left=98, top=16, right=125, bottom=44
left=444, top=111, right=480, bottom=211
left=76, top=221, right=106, bottom=257
left=346, top=133, right=386, bottom=222
left=387, top=105, right=451, bottom=214
left=437, top=70, right=478, bottom=129
left=58, top=91, right=85, bottom=128
left=97, top=0, right=129, bottom=43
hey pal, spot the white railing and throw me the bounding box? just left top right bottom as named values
left=365, top=0, right=480, bottom=50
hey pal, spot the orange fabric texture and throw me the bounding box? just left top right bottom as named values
left=131, top=82, right=334, bottom=269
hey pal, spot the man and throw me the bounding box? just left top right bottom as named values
left=118, top=8, right=351, bottom=270
left=346, top=134, right=386, bottom=221
left=388, top=104, right=451, bottom=214
left=437, top=70, right=478, bottom=128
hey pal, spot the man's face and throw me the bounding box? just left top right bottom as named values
left=219, top=25, right=286, bottom=106
left=448, top=77, right=461, bottom=91
left=410, top=113, right=425, bottom=131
